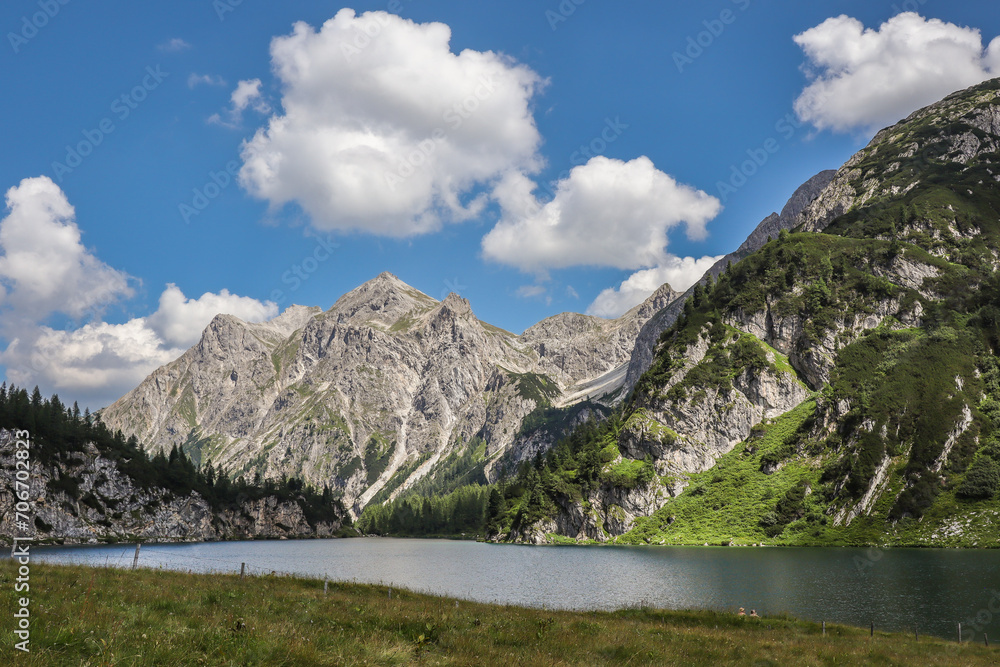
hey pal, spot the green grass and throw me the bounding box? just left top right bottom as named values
left=3, top=562, right=993, bottom=666
left=615, top=391, right=1000, bottom=548
left=619, top=399, right=823, bottom=546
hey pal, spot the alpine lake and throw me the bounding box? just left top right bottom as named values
left=33, top=538, right=1000, bottom=643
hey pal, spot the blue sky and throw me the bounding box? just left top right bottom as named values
left=2, top=0, right=999, bottom=408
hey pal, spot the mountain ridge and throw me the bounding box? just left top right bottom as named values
left=101, top=269, right=679, bottom=515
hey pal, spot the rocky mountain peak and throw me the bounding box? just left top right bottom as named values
left=439, top=292, right=473, bottom=315
left=326, top=272, right=439, bottom=330
left=625, top=283, right=681, bottom=322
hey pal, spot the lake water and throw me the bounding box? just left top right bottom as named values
left=32, top=538, right=1000, bottom=642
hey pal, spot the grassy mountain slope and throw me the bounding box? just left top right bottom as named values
left=497, top=78, right=1000, bottom=547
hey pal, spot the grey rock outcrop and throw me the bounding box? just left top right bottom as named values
left=0, top=431, right=345, bottom=545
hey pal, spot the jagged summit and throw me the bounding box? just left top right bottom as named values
left=337, top=271, right=435, bottom=303
left=324, top=272, right=438, bottom=330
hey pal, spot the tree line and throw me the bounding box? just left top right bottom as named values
left=0, top=383, right=350, bottom=527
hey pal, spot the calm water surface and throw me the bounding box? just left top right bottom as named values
left=33, top=539, right=1000, bottom=642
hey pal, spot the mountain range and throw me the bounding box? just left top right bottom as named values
left=99, top=78, right=1000, bottom=547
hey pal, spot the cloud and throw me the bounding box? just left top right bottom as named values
left=231, top=79, right=270, bottom=114
left=3, top=320, right=180, bottom=402
left=586, top=256, right=721, bottom=318
left=482, top=156, right=721, bottom=273
left=188, top=73, right=227, bottom=89
left=515, top=284, right=547, bottom=299
left=209, top=79, right=271, bottom=128
left=989, top=37, right=1000, bottom=73
left=794, top=13, right=1000, bottom=133
left=147, top=283, right=278, bottom=348
left=238, top=9, right=545, bottom=237
left=158, top=38, right=192, bottom=52
left=0, top=176, right=133, bottom=324
left=2, top=282, right=278, bottom=408
left=0, top=177, right=278, bottom=407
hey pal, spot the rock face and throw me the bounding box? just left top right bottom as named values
left=622, top=169, right=837, bottom=392
left=101, top=274, right=674, bottom=515
left=0, top=430, right=345, bottom=544
left=523, top=283, right=680, bottom=404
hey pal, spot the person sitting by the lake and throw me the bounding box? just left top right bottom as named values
left=749, top=609, right=759, bottom=618
left=738, top=608, right=745, bottom=617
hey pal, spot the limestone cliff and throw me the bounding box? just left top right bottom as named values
left=0, top=430, right=346, bottom=545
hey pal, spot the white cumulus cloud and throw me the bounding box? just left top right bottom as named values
left=0, top=176, right=279, bottom=408
left=4, top=320, right=180, bottom=401
left=794, top=13, right=1000, bottom=133
left=238, top=9, right=545, bottom=236
left=586, top=256, right=721, bottom=319
left=482, top=156, right=721, bottom=273
left=3, top=282, right=278, bottom=408
left=147, top=283, right=278, bottom=348
left=231, top=79, right=270, bottom=114
left=0, top=176, right=133, bottom=324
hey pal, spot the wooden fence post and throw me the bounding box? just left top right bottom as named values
left=822, top=621, right=825, bottom=636
left=324, top=574, right=328, bottom=596
left=131, top=543, right=141, bottom=570
left=870, top=621, right=874, bottom=638
left=240, top=562, right=246, bottom=580
left=958, top=622, right=962, bottom=643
